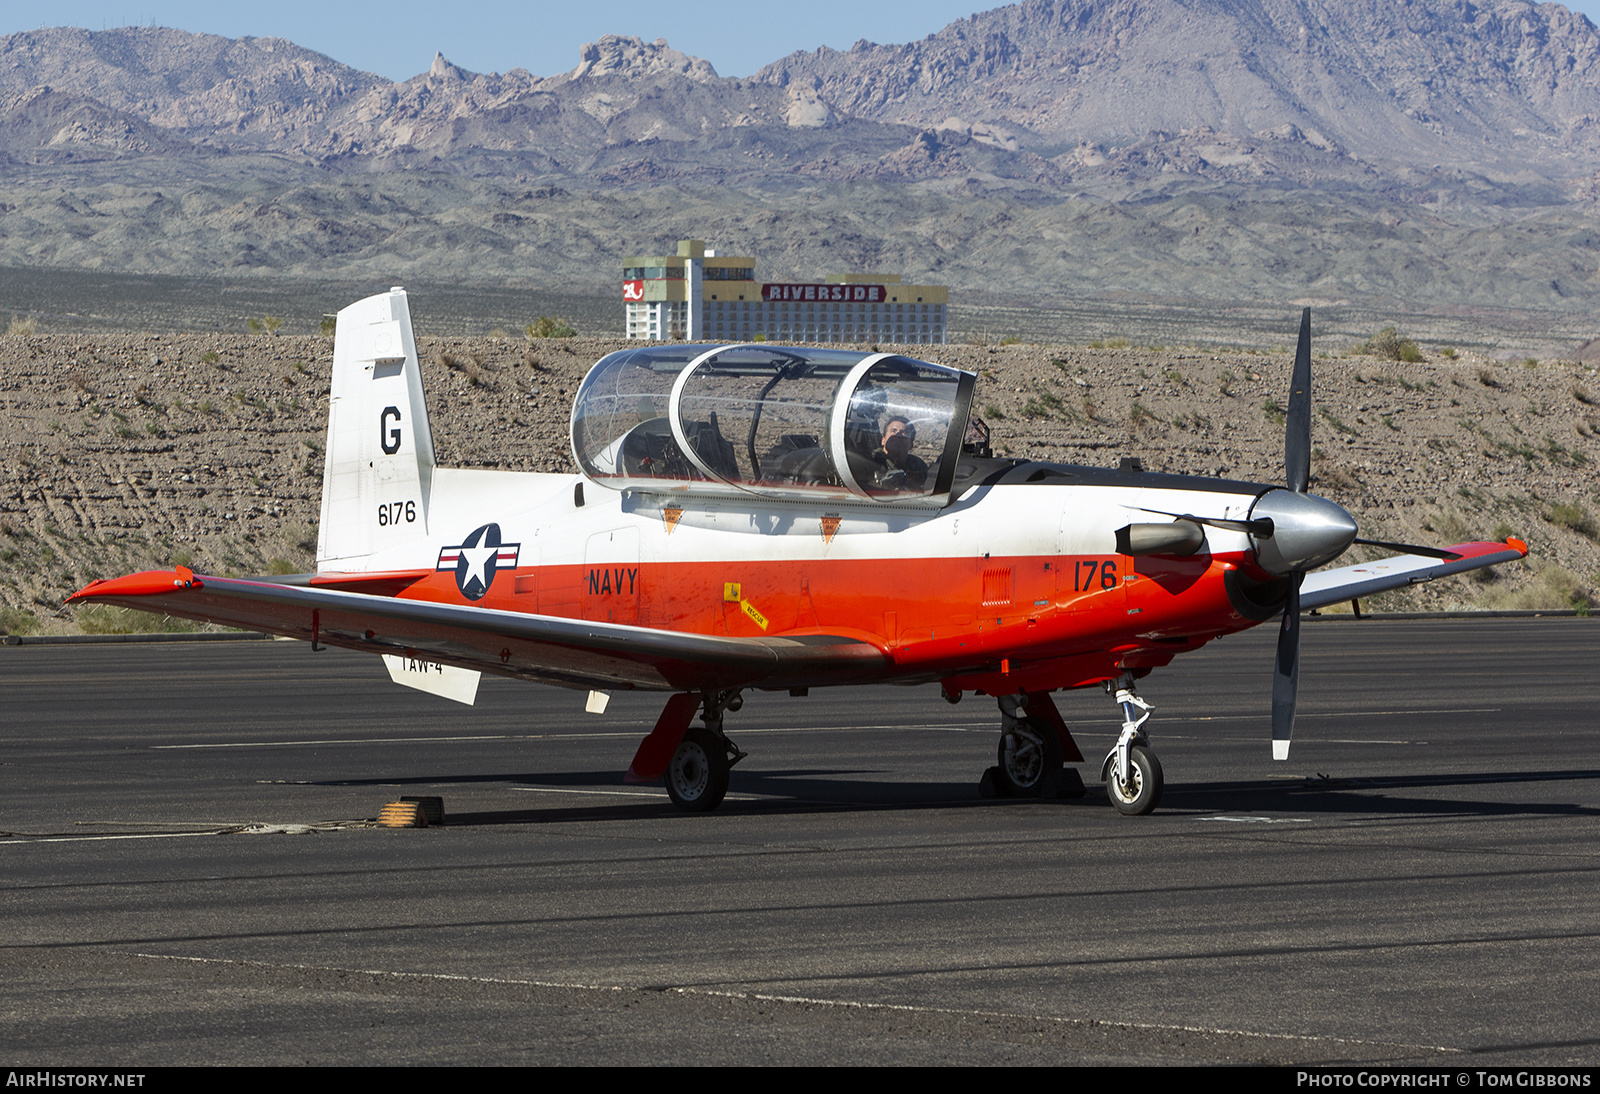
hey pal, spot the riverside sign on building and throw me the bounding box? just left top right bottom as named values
left=623, top=239, right=947, bottom=344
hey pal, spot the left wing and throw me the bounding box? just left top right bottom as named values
left=69, top=569, right=891, bottom=693
left=1300, top=538, right=1529, bottom=611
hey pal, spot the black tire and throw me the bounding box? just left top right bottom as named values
left=664, top=727, right=730, bottom=813
left=1103, top=744, right=1163, bottom=816
left=995, top=718, right=1064, bottom=798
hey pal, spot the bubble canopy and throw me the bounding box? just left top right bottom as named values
left=571, top=344, right=977, bottom=505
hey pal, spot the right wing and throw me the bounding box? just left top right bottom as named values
left=69, top=569, right=891, bottom=694
left=1300, top=538, right=1529, bottom=611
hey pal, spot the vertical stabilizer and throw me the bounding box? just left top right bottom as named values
left=317, top=288, right=436, bottom=570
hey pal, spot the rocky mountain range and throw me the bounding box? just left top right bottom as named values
left=759, top=0, right=1600, bottom=181
left=4, top=2, right=1600, bottom=324
left=8, top=2, right=1600, bottom=187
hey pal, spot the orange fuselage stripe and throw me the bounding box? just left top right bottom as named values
left=407, top=551, right=1257, bottom=672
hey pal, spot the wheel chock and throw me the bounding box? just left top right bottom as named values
left=402, top=796, right=445, bottom=825
left=978, top=767, right=1001, bottom=799
left=377, top=801, right=428, bottom=828
left=1053, top=768, right=1087, bottom=799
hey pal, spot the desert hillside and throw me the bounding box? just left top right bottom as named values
left=8, top=7, right=1600, bottom=319
left=1, top=327, right=1595, bottom=634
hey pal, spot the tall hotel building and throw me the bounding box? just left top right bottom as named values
left=623, top=239, right=948, bottom=344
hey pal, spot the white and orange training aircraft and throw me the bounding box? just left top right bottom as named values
left=71, top=290, right=1529, bottom=814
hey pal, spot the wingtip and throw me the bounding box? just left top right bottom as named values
left=1272, top=739, right=1291, bottom=761
left=67, top=568, right=201, bottom=603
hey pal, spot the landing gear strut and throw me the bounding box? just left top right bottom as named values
left=663, top=690, right=747, bottom=813
left=981, top=692, right=1086, bottom=800
left=1100, top=674, right=1163, bottom=815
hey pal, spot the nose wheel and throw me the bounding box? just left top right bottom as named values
left=1101, top=675, right=1163, bottom=815
left=1102, top=744, right=1163, bottom=815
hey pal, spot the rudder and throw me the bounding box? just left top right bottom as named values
left=317, top=288, right=436, bottom=570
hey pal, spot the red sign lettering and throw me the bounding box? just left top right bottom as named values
left=623, top=280, right=645, bottom=301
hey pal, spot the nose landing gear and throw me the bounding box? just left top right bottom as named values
left=1100, top=674, right=1163, bottom=815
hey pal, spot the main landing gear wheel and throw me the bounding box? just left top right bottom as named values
left=1103, top=744, right=1163, bottom=816
left=996, top=720, right=1064, bottom=798
left=664, top=727, right=730, bottom=813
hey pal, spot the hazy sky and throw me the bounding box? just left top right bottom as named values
left=3, top=1, right=990, bottom=80
left=7, top=0, right=1600, bottom=81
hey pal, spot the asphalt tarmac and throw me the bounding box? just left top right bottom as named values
left=2, top=618, right=1598, bottom=1065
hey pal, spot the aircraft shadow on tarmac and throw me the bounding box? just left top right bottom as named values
left=1173, top=769, right=1600, bottom=820
left=309, top=766, right=1600, bottom=825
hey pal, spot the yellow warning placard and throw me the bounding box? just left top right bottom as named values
left=740, top=600, right=769, bottom=630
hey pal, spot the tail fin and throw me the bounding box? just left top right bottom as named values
left=317, top=288, right=436, bottom=570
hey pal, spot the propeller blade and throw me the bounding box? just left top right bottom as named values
left=1353, top=537, right=1463, bottom=561
left=1271, top=575, right=1302, bottom=761
left=1286, top=307, right=1312, bottom=494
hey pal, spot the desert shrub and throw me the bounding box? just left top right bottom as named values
left=76, top=605, right=198, bottom=634
left=1356, top=326, right=1422, bottom=362
left=0, top=605, right=41, bottom=635
left=6, top=316, right=37, bottom=336
left=1129, top=401, right=1159, bottom=426
left=526, top=316, right=576, bottom=338
left=1545, top=502, right=1596, bottom=538
left=1421, top=509, right=1473, bottom=542
left=1479, top=563, right=1590, bottom=611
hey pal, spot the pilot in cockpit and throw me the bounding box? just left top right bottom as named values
left=875, top=416, right=929, bottom=490
left=844, top=384, right=929, bottom=493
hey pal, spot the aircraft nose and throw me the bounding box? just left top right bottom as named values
left=1248, top=488, right=1358, bottom=575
